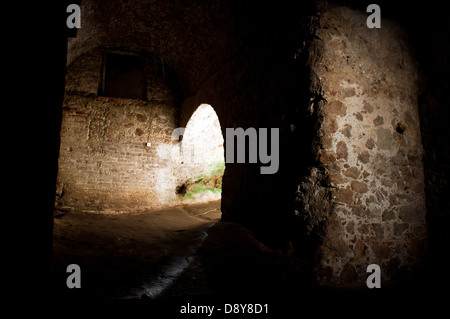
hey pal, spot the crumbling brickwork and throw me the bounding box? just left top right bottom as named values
left=56, top=48, right=182, bottom=212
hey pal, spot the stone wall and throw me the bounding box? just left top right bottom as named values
left=56, top=47, right=224, bottom=213
left=305, top=2, right=427, bottom=285
left=65, top=0, right=242, bottom=98
left=179, top=2, right=320, bottom=255
left=55, top=0, right=433, bottom=288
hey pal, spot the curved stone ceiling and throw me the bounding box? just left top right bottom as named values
left=68, top=0, right=252, bottom=96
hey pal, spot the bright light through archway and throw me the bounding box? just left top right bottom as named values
left=176, top=104, right=224, bottom=202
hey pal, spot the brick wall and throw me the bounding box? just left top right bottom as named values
left=57, top=47, right=220, bottom=213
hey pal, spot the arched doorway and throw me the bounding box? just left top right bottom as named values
left=175, top=104, right=225, bottom=203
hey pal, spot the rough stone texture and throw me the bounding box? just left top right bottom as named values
left=53, top=0, right=439, bottom=291
left=307, top=1, right=427, bottom=286
left=57, top=48, right=224, bottom=212
left=66, top=0, right=243, bottom=98
left=57, top=50, right=180, bottom=212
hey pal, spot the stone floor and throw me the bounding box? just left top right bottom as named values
left=51, top=200, right=310, bottom=301
left=50, top=200, right=440, bottom=312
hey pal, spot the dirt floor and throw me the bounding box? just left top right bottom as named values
left=49, top=200, right=438, bottom=314
left=50, top=200, right=310, bottom=301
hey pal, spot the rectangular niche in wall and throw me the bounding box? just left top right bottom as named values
left=99, top=52, right=147, bottom=100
